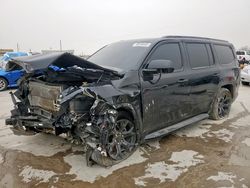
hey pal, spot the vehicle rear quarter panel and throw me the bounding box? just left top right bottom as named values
left=212, top=43, right=240, bottom=101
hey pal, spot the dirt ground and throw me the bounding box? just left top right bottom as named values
left=0, top=86, right=250, bottom=188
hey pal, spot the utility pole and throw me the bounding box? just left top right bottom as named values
left=17, top=43, right=19, bottom=52
left=60, top=40, right=62, bottom=51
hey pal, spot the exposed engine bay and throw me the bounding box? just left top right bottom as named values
left=6, top=53, right=140, bottom=167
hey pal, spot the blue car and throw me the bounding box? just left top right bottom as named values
left=0, top=52, right=28, bottom=91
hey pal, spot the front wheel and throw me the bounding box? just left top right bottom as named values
left=107, top=112, right=137, bottom=161
left=88, top=111, right=138, bottom=167
left=209, top=88, right=232, bottom=120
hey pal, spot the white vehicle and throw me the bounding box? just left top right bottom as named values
left=241, top=65, right=250, bottom=85
left=236, top=50, right=250, bottom=63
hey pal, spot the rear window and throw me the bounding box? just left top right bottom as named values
left=215, top=45, right=235, bottom=64
left=186, top=43, right=210, bottom=68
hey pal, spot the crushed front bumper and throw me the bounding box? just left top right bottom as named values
left=5, top=115, right=54, bottom=129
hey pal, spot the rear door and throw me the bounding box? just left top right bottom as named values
left=184, top=42, right=220, bottom=114
left=140, top=40, right=193, bottom=134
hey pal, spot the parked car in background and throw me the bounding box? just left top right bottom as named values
left=0, top=61, right=25, bottom=91
left=241, top=65, right=250, bottom=85
left=6, top=36, right=240, bottom=167
left=0, top=52, right=28, bottom=68
left=0, top=52, right=28, bottom=91
left=236, top=50, right=250, bottom=63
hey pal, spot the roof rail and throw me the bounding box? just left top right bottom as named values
left=162, top=35, right=228, bottom=42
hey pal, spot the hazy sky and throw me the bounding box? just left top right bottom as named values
left=1, top=0, right=250, bottom=55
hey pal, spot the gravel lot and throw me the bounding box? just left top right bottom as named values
left=0, top=86, right=250, bottom=188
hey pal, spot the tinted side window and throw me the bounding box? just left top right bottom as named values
left=186, top=43, right=210, bottom=68
left=214, top=45, right=235, bottom=64
left=149, top=43, right=182, bottom=70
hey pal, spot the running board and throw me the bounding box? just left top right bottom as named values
left=145, top=113, right=209, bottom=140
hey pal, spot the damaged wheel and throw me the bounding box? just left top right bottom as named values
left=107, top=111, right=137, bottom=161
left=88, top=111, right=138, bottom=167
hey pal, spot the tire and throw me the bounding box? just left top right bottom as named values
left=106, top=111, right=137, bottom=161
left=209, top=88, right=232, bottom=120
left=242, top=81, right=249, bottom=86
left=0, top=77, right=8, bottom=91
left=88, top=111, right=138, bottom=166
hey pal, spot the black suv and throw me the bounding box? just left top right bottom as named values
left=6, top=36, right=240, bottom=166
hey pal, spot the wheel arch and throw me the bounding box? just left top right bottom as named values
left=0, top=76, right=9, bottom=85
left=115, top=103, right=143, bottom=141
left=117, top=108, right=135, bottom=121
left=221, top=84, right=234, bottom=98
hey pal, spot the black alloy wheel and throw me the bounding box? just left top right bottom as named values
left=209, top=88, right=232, bottom=120
left=107, top=112, right=137, bottom=161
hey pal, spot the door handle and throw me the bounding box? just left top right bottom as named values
left=178, top=79, right=188, bottom=83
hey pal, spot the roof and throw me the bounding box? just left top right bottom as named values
left=162, top=35, right=228, bottom=43
left=1, top=52, right=28, bottom=61
left=116, top=36, right=230, bottom=45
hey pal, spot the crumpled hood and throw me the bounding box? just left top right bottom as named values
left=9, top=52, right=120, bottom=75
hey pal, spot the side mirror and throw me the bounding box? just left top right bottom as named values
left=147, top=60, right=175, bottom=73
left=142, top=60, right=175, bottom=81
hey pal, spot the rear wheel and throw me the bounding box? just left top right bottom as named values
left=0, top=78, right=8, bottom=91
left=209, top=88, right=232, bottom=120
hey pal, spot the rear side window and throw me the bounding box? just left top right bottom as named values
left=215, top=45, right=235, bottom=64
left=149, top=43, right=183, bottom=70
left=186, top=43, right=210, bottom=68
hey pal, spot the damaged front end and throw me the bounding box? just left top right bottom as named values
left=5, top=53, right=139, bottom=167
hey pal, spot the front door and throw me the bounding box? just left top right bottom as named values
left=140, top=41, right=192, bottom=134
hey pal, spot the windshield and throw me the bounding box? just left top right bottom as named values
left=0, top=52, right=28, bottom=69
left=0, top=57, right=6, bottom=69
left=88, top=41, right=152, bottom=71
